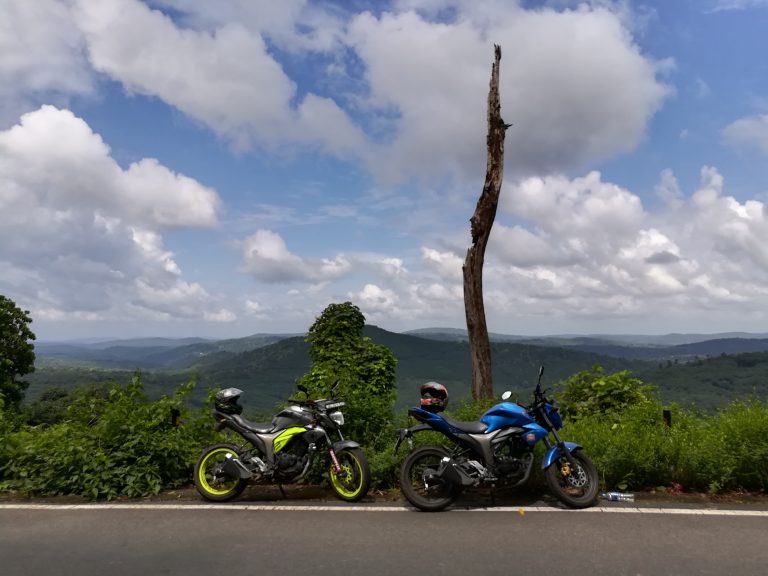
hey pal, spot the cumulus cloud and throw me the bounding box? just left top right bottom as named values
left=72, top=0, right=366, bottom=156
left=0, top=106, right=224, bottom=321
left=723, top=114, right=768, bottom=155
left=464, top=167, right=768, bottom=325
left=152, top=0, right=346, bottom=53
left=421, top=247, right=464, bottom=280
left=225, top=161, right=768, bottom=333
left=497, top=171, right=646, bottom=269
left=349, top=284, right=398, bottom=314
left=0, top=0, right=667, bottom=184
left=347, top=2, right=671, bottom=181
left=240, top=230, right=352, bottom=283
left=0, top=0, right=93, bottom=126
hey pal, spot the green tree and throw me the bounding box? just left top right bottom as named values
left=25, top=386, right=72, bottom=426
left=298, top=302, right=397, bottom=447
left=556, top=364, right=654, bottom=421
left=0, top=295, right=36, bottom=409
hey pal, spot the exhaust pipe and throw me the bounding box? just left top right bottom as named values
left=221, top=454, right=252, bottom=480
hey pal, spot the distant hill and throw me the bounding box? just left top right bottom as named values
left=26, top=327, right=768, bottom=413
left=635, top=352, right=768, bottom=408
left=28, top=326, right=642, bottom=413
left=563, top=338, right=768, bottom=361
left=362, top=326, right=640, bottom=408
left=34, top=334, right=295, bottom=370
left=407, top=328, right=768, bottom=347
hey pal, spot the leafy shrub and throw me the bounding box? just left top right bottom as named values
left=557, top=364, right=654, bottom=421
left=0, top=374, right=215, bottom=499
left=298, top=302, right=397, bottom=450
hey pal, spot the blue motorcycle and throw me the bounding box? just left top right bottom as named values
left=395, top=367, right=599, bottom=511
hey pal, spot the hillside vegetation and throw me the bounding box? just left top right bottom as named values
left=27, top=327, right=768, bottom=413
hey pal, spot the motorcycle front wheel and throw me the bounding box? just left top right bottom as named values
left=545, top=449, right=599, bottom=509
left=399, top=445, right=458, bottom=512
left=329, top=447, right=371, bottom=502
left=194, top=443, right=248, bottom=502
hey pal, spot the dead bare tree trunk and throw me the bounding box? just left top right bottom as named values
left=463, top=45, right=509, bottom=401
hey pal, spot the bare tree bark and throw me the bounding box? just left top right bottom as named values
left=463, top=45, right=509, bottom=401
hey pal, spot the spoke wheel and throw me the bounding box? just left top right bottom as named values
left=399, top=446, right=458, bottom=512
left=545, top=449, right=599, bottom=509
left=194, top=443, right=248, bottom=502
left=329, top=447, right=370, bottom=502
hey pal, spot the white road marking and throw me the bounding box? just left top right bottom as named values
left=1, top=503, right=768, bottom=516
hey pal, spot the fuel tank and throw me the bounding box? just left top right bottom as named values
left=480, top=402, right=536, bottom=433
left=272, top=405, right=314, bottom=430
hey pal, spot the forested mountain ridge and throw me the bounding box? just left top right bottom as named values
left=26, top=327, right=768, bottom=413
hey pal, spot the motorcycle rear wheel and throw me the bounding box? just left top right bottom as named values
left=194, top=443, right=248, bottom=502
left=545, top=449, right=599, bottom=509
left=399, top=445, right=458, bottom=512
left=328, top=447, right=371, bottom=502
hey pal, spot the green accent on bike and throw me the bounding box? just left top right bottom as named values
left=273, top=427, right=307, bottom=453
left=198, top=448, right=242, bottom=496
left=330, top=452, right=364, bottom=498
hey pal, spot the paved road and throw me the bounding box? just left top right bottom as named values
left=2, top=504, right=767, bottom=576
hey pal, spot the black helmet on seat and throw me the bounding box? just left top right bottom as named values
left=214, top=387, right=244, bottom=415
left=420, top=382, right=448, bottom=413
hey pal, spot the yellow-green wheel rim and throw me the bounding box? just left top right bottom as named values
left=198, top=448, right=242, bottom=496
left=330, top=452, right=363, bottom=498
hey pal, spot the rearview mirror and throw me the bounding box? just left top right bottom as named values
left=501, top=391, right=513, bottom=400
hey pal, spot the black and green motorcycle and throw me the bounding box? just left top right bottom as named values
left=194, top=383, right=370, bottom=502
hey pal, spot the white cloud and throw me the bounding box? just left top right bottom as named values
left=421, top=247, right=464, bottom=280
left=500, top=171, right=645, bottom=268
left=372, top=166, right=768, bottom=332
left=244, top=299, right=268, bottom=318
left=0, top=0, right=93, bottom=126
left=11, top=0, right=669, bottom=184
left=347, top=2, right=671, bottom=181
left=152, top=0, right=345, bottom=53
left=379, top=257, right=408, bottom=278
left=205, top=309, right=237, bottom=322
left=350, top=284, right=398, bottom=314
left=655, top=168, right=684, bottom=208
left=240, top=230, right=352, bottom=283
left=72, top=0, right=366, bottom=157
left=723, top=114, right=768, bottom=156
left=0, top=105, right=224, bottom=321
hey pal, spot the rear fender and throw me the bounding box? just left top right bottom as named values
left=542, top=442, right=582, bottom=469
left=393, top=424, right=432, bottom=454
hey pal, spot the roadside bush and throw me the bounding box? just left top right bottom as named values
left=0, top=375, right=215, bottom=499
left=716, top=399, right=768, bottom=490
left=563, top=397, right=768, bottom=493
left=557, top=364, right=654, bottom=421
left=298, top=302, right=397, bottom=450
left=563, top=400, right=679, bottom=490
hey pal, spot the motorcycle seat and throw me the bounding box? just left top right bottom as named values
left=440, top=414, right=488, bottom=434
left=231, top=414, right=274, bottom=434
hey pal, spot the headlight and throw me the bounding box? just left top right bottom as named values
left=330, top=411, right=344, bottom=426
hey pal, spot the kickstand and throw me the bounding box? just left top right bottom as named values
left=278, top=484, right=287, bottom=499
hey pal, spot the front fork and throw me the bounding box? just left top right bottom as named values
left=542, top=432, right=581, bottom=476
left=328, top=447, right=343, bottom=475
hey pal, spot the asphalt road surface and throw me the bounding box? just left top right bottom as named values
left=2, top=504, right=767, bottom=576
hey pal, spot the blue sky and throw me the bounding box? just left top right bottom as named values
left=1, top=0, right=768, bottom=340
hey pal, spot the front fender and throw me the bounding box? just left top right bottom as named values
left=333, top=439, right=361, bottom=452
left=542, top=442, right=582, bottom=469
